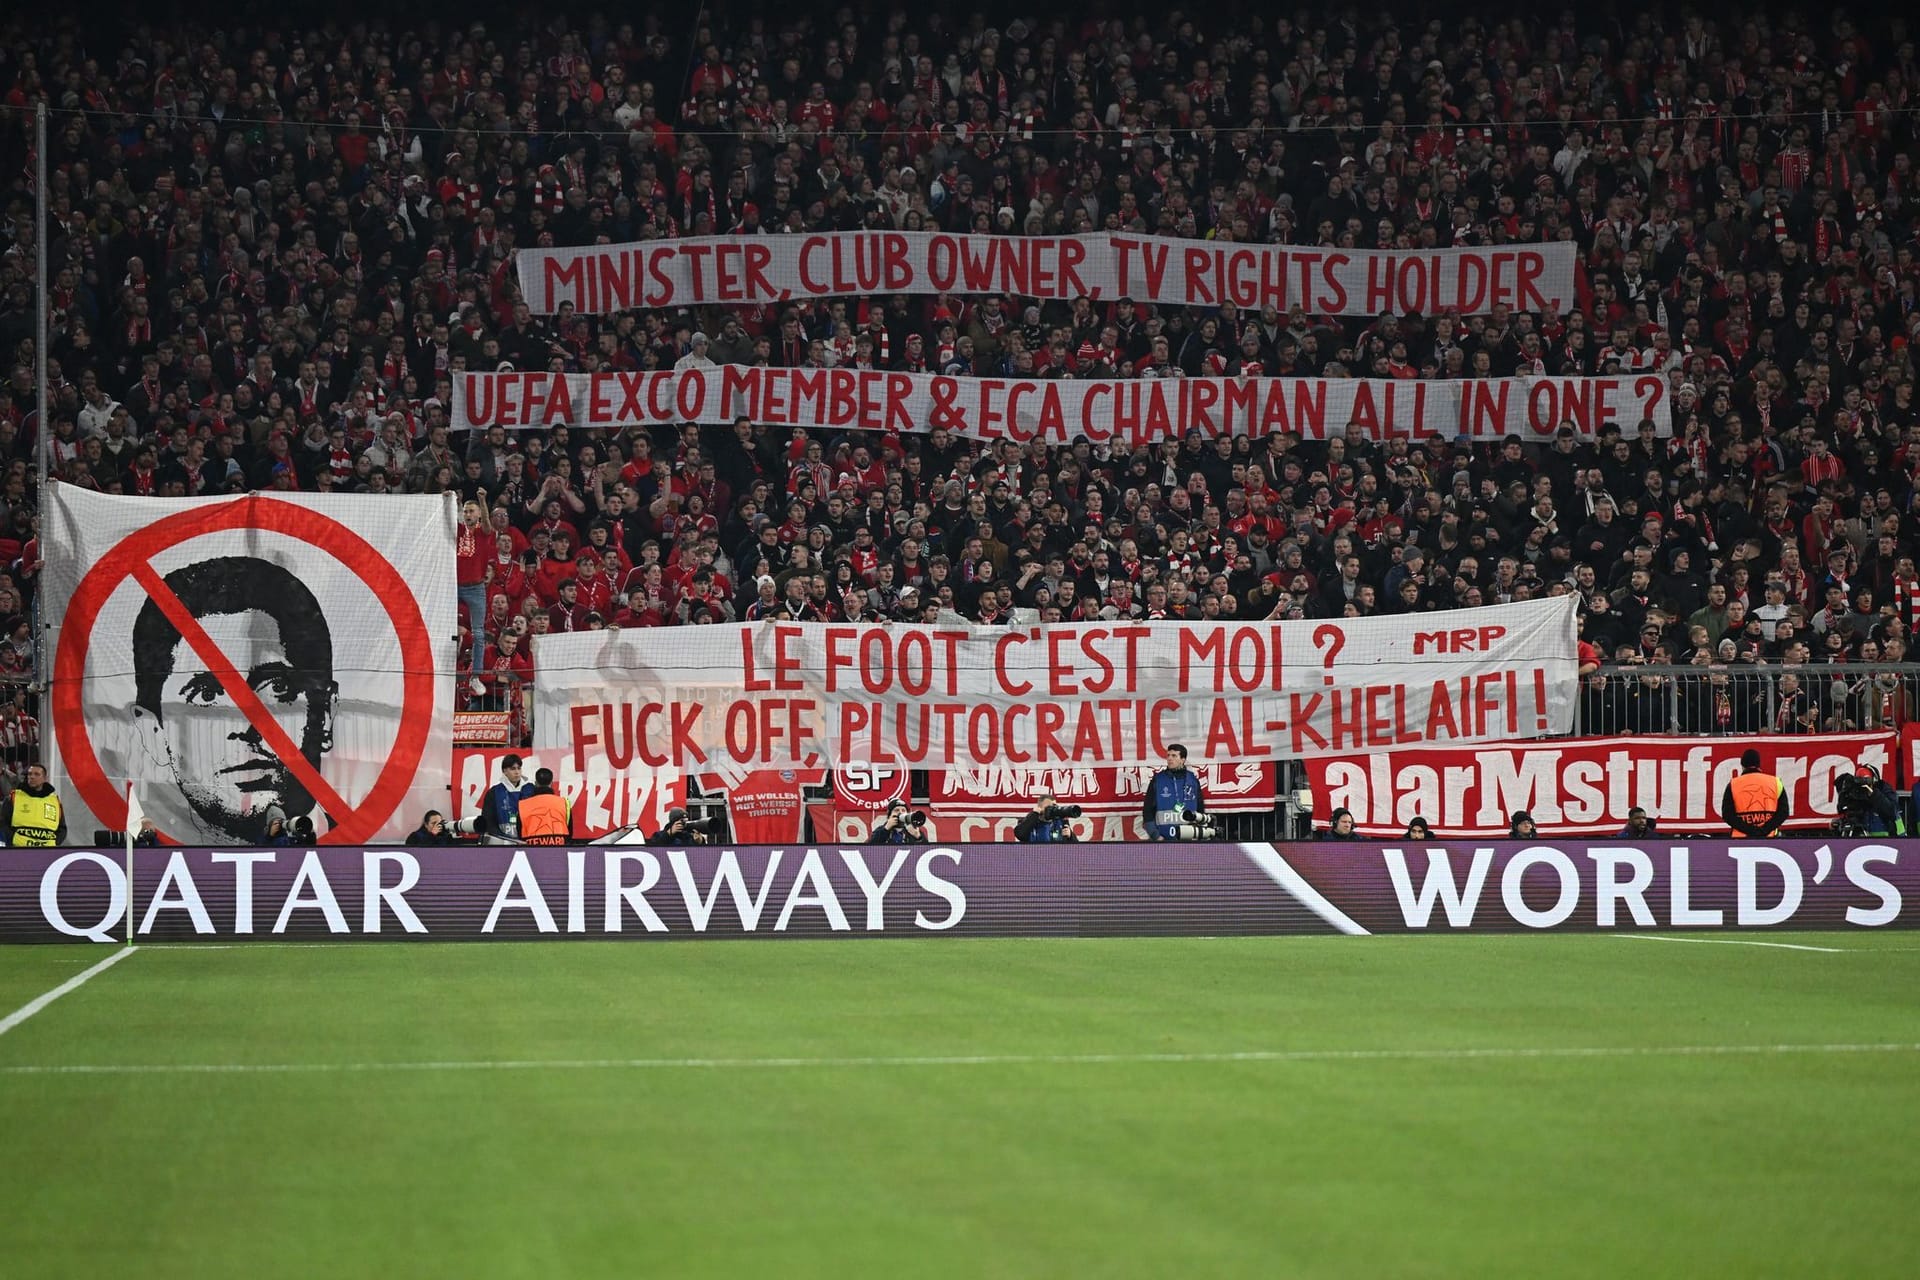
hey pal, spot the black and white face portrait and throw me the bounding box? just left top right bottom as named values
left=131, top=557, right=339, bottom=843
left=47, top=489, right=458, bottom=846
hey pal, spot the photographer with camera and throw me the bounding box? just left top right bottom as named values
left=1832, top=765, right=1903, bottom=837
left=869, top=800, right=914, bottom=844
left=648, top=807, right=713, bottom=846
left=868, top=800, right=930, bottom=844
left=1142, top=744, right=1213, bottom=840
left=406, top=810, right=456, bottom=845
left=1014, top=788, right=1081, bottom=843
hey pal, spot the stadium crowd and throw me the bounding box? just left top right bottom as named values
left=3, top=5, right=1920, bottom=747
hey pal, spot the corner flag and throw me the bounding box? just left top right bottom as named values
left=124, top=782, right=143, bottom=946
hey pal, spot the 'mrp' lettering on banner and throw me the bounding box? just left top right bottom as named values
left=534, top=598, right=1578, bottom=773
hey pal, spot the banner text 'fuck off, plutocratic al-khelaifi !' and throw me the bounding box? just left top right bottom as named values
left=533, top=597, right=1578, bottom=774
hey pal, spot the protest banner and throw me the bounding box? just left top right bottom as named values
left=533, top=597, right=1578, bottom=773
left=44, top=490, right=457, bottom=846
left=516, top=232, right=1577, bottom=317
left=932, top=759, right=1274, bottom=826
left=696, top=760, right=826, bottom=844
left=804, top=760, right=1280, bottom=844
left=452, top=367, right=1672, bottom=440
left=1303, top=732, right=1897, bottom=837
left=453, top=748, right=685, bottom=841
left=709, top=770, right=812, bottom=843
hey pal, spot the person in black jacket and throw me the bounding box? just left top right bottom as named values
left=1013, top=790, right=1078, bottom=842
left=869, top=800, right=917, bottom=844
left=1319, top=807, right=1359, bottom=840
left=647, top=807, right=713, bottom=846
left=406, top=811, right=455, bottom=845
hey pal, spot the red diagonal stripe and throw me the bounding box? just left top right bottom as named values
left=130, top=560, right=354, bottom=826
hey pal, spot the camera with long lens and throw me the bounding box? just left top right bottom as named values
left=1045, top=803, right=1084, bottom=820
left=1171, top=811, right=1220, bottom=841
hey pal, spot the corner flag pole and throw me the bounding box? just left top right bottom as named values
left=124, top=781, right=141, bottom=946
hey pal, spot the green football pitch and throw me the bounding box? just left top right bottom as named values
left=1, top=935, right=1916, bottom=1279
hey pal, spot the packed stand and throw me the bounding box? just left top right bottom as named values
left=2, top=6, right=1919, bottom=749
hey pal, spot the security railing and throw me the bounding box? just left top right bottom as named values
left=1573, top=662, right=1920, bottom=737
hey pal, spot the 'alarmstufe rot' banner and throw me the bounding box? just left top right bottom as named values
left=533, top=597, right=1578, bottom=772
left=517, top=232, right=1577, bottom=317
left=452, top=368, right=1671, bottom=440
left=1304, top=732, right=1897, bottom=838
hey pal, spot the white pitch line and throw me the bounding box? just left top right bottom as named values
left=138, top=944, right=349, bottom=950
left=1617, top=934, right=1844, bottom=953
left=3, top=1040, right=1916, bottom=1077
left=0, top=947, right=139, bottom=1039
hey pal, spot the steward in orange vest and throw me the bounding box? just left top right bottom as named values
left=518, top=768, right=573, bottom=845
left=1721, top=749, right=1789, bottom=837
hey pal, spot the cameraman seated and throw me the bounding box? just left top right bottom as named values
left=1013, top=789, right=1080, bottom=843
left=1318, top=807, right=1359, bottom=840
left=1834, top=765, right=1902, bottom=837
left=868, top=800, right=928, bottom=844
left=647, top=807, right=712, bottom=846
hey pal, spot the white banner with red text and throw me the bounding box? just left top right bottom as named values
left=810, top=759, right=1278, bottom=845
left=453, top=748, right=686, bottom=841
left=933, top=760, right=1276, bottom=816
left=452, top=367, right=1670, bottom=441
left=532, top=597, right=1578, bottom=773
left=45, top=490, right=457, bottom=847
left=1304, top=732, right=1897, bottom=838
left=517, top=233, right=1577, bottom=317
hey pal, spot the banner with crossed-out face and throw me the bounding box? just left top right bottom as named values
left=44, top=489, right=457, bottom=846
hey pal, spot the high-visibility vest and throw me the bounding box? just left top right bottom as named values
left=1728, top=772, right=1784, bottom=831
left=519, top=793, right=571, bottom=844
left=9, top=789, right=61, bottom=847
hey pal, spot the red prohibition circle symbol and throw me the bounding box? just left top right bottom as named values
left=53, top=497, right=437, bottom=845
